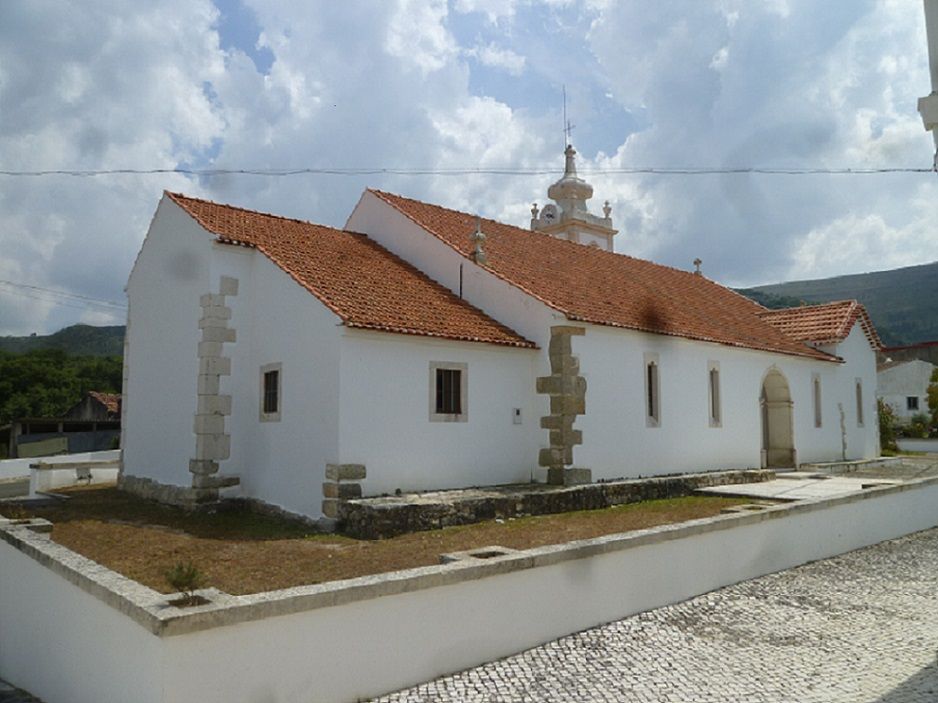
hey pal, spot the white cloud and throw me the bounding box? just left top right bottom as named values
left=384, top=0, right=457, bottom=74
left=790, top=197, right=938, bottom=281
left=453, top=0, right=520, bottom=24
left=0, top=0, right=935, bottom=336
left=465, top=43, right=526, bottom=75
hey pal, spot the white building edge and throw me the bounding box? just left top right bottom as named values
left=121, top=149, right=882, bottom=522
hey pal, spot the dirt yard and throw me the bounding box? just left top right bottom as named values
left=10, top=486, right=749, bottom=595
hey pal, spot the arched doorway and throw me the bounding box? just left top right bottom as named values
left=761, top=369, right=796, bottom=468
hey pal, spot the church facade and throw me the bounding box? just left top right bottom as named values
left=120, top=147, right=881, bottom=521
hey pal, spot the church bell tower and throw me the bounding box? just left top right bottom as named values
left=530, top=144, right=618, bottom=251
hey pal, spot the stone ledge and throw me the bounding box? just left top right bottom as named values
left=340, top=469, right=774, bottom=539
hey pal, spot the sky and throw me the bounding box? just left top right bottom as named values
left=0, top=0, right=935, bottom=336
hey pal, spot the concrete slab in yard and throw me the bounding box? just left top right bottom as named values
left=698, top=475, right=898, bottom=501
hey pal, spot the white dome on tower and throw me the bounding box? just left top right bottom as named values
left=530, top=144, right=618, bottom=252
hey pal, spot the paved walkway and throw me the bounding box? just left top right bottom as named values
left=374, top=527, right=938, bottom=702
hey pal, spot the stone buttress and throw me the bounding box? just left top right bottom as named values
left=537, top=325, right=591, bottom=486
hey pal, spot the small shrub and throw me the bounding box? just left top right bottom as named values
left=165, top=561, right=206, bottom=605
left=910, top=412, right=931, bottom=439
left=878, top=399, right=898, bottom=452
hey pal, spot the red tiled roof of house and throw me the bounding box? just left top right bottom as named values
left=759, top=300, right=882, bottom=350
left=88, top=391, right=121, bottom=415
left=165, top=192, right=535, bottom=349
left=369, top=190, right=836, bottom=361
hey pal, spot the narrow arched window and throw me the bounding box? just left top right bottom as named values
left=708, top=362, right=721, bottom=427
left=813, top=374, right=822, bottom=428
left=644, top=353, right=660, bottom=427
left=855, top=379, right=864, bottom=427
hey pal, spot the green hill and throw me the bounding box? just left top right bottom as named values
left=738, top=260, right=938, bottom=347
left=0, top=324, right=125, bottom=357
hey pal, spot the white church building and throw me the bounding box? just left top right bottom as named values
left=120, top=147, right=882, bottom=521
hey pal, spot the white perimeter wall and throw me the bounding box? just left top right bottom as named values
left=145, top=483, right=938, bottom=702
left=338, top=330, right=540, bottom=494
left=575, top=323, right=878, bottom=478
left=0, top=542, right=162, bottom=703
left=4, top=481, right=938, bottom=703
left=123, top=197, right=213, bottom=487
left=211, top=247, right=342, bottom=517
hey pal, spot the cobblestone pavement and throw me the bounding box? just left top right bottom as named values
left=374, top=527, right=938, bottom=703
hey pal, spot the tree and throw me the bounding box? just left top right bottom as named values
left=928, top=368, right=938, bottom=428
left=0, top=349, right=122, bottom=425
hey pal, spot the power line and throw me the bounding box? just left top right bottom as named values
left=0, top=165, right=934, bottom=178
left=0, top=280, right=126, bottom=311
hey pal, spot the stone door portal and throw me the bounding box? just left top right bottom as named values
left=761, top=369, right=796, bottom=468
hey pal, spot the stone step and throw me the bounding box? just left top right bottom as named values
left=192, top=475, right=240, bottom=490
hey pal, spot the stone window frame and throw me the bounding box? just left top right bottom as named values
left=855, top=378, right=864, bottom=427
left=708, top=361, right=722, bottom=428
left=812, top=373, right=822, bottom=428
left=644, top=352, right=660, bottom=428
left=429, top=361, right=468, bottom=423
left=259, top=362, right=282, bottom=422
left=907, top=396, right=920, bottom=411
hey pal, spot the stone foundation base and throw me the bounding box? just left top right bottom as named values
left=119, top=474, right=215, bottom=508
left=547, top=467, right=592, bottom=486
left=120, top=475, right=322, bottom=530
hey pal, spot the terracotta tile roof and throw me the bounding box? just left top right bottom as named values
left=88, top=391, right=121, bottom=415
left=369, top=190, right=835, bottom=361
left=165, top=192, right=535, bottom=349
left=759, top=300, right=882, bottom=350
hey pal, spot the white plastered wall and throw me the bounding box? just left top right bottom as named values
left=345, top=190, right=557, bottom=349
left=338, top=330, right=540, bottom=495
left=211, top=245, right=342, bottom=518
left=813, top=325, right=880, bottom=461
left=122, top=196, right=213, bottom=487
left=573, top=322, right=879, bottom=477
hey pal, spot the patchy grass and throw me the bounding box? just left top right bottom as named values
left=12, top=486, right=751, bottom=595
left=882, top=449, right=927, bottom=457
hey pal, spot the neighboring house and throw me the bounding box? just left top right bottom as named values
left=121, top=146, right=882, bottom=523
left=64, top=391, right=121, bottom=421
left=878, top=341, right=938, bottom=367
left=0, top=391, right=121, bottom=458
left=877, top=359, right=936, bottom=424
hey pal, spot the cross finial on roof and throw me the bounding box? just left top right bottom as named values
left=693, top=258, right=702, bottom=275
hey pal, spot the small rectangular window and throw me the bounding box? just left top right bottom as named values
left=263, top=371, right=279, bottom=413
left=259, top=362, right=282, bottom=422
left=812, top=374, right=822, bottom=428
left=907, top=396, right=920, bottom=411
left=429, top=362, right=468, bottom=422
left=644, top=353, right=660, bottom=427
left=856, top=379, right=864, bottom=427
left=436, top=368, right=461, bottom=415
left=708, top=362, right=721, bottom=427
